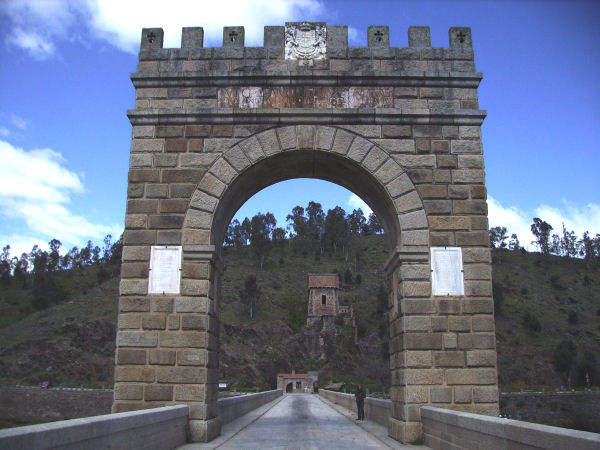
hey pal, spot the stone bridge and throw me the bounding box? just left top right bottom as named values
left=2, top=391, right=598, bottom=449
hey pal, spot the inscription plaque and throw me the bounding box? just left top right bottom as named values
left=217, top=86, right=393, bottom=109
left=431, top=247, right=464, bottom=296
left=148, top=246, right=182, bottom=294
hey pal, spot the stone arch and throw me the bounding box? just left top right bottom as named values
left=182, top=125, right=428, bottom=253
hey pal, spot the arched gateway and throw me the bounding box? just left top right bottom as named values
left=114, top=23, right=499, bottom=443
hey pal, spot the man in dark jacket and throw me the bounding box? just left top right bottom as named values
left=355, top=384, right=366, bottom=420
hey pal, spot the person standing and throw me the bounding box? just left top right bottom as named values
left=355, top=384, right=366, bottom=420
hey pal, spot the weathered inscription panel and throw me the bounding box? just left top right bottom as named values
left=217, top=86, right=393, bottom=109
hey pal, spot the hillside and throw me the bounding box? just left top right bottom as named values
left=0, top=238, right=598, bottom=393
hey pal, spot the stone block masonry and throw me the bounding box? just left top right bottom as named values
left=115, top=21, right=498, bottom=444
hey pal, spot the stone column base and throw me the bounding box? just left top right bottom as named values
left=189, top=417, right=221, bottom=442
left=389, top=417, right=422, bottom=443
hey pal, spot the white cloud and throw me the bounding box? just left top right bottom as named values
left=488, top=196, right=600, bottom=250
left=87, top=0, right=325, bottom=52
left=0, top=233, right=48, bottom=259
left=1, top=0, right=325, bottom=57
left=347, top=27, right=363, bottom=45
left=0, top=140, right=120, bottom=252
left=10, top=114, right=27, bottom=131
left=1, top=0, right=82, bottom=59
left=348, top=193, right=372, bottom=215
left=8, top=29, right=55, bottom=59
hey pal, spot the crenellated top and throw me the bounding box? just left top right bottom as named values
left=131, top=23, right=482, bottom=119
left=138, top=23, right=474, bottom=61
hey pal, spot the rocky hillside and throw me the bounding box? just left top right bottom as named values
left=0, top=237, right=598, bottom=393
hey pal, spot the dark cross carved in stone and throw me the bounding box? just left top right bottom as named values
left=374, top=29, right=384, bottom=42
left=457, top=32, right=466, bottom=43
left=146, top=31, right=156, bottom=43
left=229, top=31, right=238, bottom=42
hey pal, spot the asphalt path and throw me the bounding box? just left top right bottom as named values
left=182, top=394, right=421, bottom=449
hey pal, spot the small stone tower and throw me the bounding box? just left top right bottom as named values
left=307, top=273, right=339, bottom=326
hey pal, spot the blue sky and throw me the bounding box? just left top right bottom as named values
left=0, top=0, right=599, bottom=256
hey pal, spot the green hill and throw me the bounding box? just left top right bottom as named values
left=0, top=237, right=598, bottom=393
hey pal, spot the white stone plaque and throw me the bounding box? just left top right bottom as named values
left=431, top=247, right=464, bottom=296
left=148, top=246, right=182, bottom=295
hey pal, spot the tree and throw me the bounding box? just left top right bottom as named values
left=109, top=234, right=123, bottom=266
left=508, top=233, right=521, bottom=251
left=13, top=253, right=29, bottom=287
left=553, top=339, right=577, bottom=379
left=531, top=218, right=553, bottom=254
left=561, top=223, right=578, bottom=258
left=348, top=209, right=367, bottom=236
left=323, top=206, right=349, bottom=255
left=239, top=275, right=261, bottom=319
left=305, top=201, right=325, bottom=240
left=0, top=245, right=12, bottom=286
left=286, top=206, right=307, bottom=239
left=550, top=234, right=561, bottom=255
left=240, top=218, right=251, bottom=246
left=249, top=212, right=276, bottom=269
left=272, top=227, right=287, bottom=246
left=578, top=231, right=595, bottom=270
left=366, top=213, right=383, bottom=234
left=48, top=239, right=62, bottom=272
left=102, top=234, right=113, bottom=263
left=489, top=226, right=508, bottom=249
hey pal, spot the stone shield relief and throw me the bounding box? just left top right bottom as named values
left=285, top=22, right=326, bottom=61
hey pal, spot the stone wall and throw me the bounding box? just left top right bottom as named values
left=501, top=391, right=600, bottom=432
left=421, top=406, right=600, bottom=450
left=218, top=389, right=282, bottom=425
left=115, top=22, right=498, bottom=443
left=0, top=387, right=113, bottom=424
left=319, top=389, right=390, bottom=427
left=0, top=405, right=188, bottom=450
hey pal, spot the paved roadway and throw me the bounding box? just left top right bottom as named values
left=182, top=394, right=424, bottom=449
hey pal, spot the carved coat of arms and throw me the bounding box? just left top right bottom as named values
left=285, top=22, right=326, bottom=60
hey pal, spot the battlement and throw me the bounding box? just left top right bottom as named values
left=131, top=23, right=482, bottom=119
left=137, top=24, right=475, bottom=70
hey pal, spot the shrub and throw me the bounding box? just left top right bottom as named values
left=492, top=281, right=504, bottom=314
left=522, top=311, right=541, bottom=332
left=344, top=268, right=352, bottom=284
left=568, top=311, right=579, bottom=325
left=96, top=266, right=110, bottom=285
left=553, top=340, right=576, bottom=374
left=355, top=274, right=362, bottom=284
left=583, top=274, right=591, bottom=286
left=550, top=274, right=565, bottom=290
left=520, top=287, right=528, bottom=295
left=32, top=296, right=49, bottom=310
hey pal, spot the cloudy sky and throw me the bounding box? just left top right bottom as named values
left=0, top=0, right=599, bottom=256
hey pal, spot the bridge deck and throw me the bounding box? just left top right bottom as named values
left=181, top=394, right=425, bottom=449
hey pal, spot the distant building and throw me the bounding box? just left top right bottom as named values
left=306, top=273, right=355, bottom=335
left=306, top=273, right=340, bottom=326
left=277, top=372, right=315, bottom=393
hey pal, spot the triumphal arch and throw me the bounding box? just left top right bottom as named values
left=113, top=22, right=499, bottom=443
